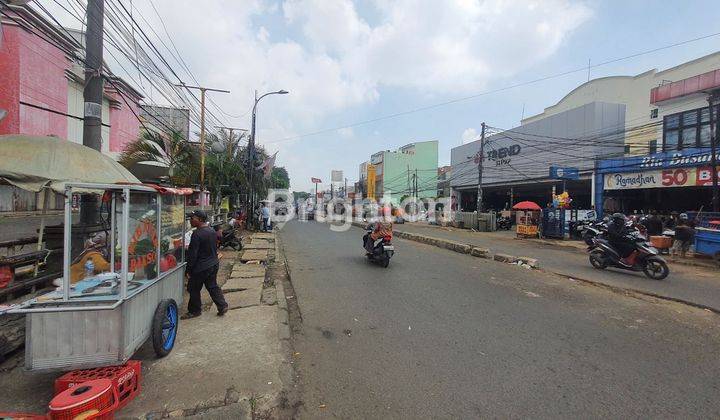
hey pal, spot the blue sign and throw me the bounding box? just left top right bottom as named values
left=549, top=166, right=579, bottom=180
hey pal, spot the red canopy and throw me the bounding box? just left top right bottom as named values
left=512, top=201, right=541, bottom=211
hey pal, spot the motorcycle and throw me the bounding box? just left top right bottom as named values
left=363, top=224, right=394, bottom=268
left=581, top=220, right=607, bottom=245
left=587, top=230, right=669, bottom=280
left=213, top=223, right=242, bottom=250
left=496, top=216, right=512, bottom=230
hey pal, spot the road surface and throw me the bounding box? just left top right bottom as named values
left=280, top=220, right=720, bottom=419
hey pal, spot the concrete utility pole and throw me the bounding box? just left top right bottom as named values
left=80, top=0, right=105, bottom=225
left=214, top=126, right=248, bottom=158
left=709, top=92, right=720, bottom=212
left=176, top=84, right=230, bottom=188
left=475, top=122, right=486, bottom=216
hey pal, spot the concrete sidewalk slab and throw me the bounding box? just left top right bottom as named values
left=225, top=286, right=264, bottom=309
left=240, top=249, right=268, bottom=263
left=243, top=241, right=275, bottom=250
left=123, top=305, right=282, bottom=418
left=251, top=233, right=275, bottom=241
left=223, top=276, right=265, bottom=292
left=230, top=264, right=266, bottom=279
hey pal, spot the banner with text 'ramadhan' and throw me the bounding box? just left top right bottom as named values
left=604, top=166, right=720, bottom=190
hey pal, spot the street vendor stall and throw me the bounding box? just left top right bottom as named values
left=513, top=201, right=541, bottom=238
left=3, top=182, right=189, bottom=371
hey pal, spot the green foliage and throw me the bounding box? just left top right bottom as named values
left=270, top=167, right=290, bottom=189
left=119, top=130, right=199, bottom=185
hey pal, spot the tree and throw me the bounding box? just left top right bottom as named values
left=293, top=191, right=310, bottom=201
left=119, top=130, right=198, bottom=185
left=270, top=167, right=290, bottom=189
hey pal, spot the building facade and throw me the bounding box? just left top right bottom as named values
left=361, top=141, right=439, bottom=203
left=451, top=52, right=720, bottom=214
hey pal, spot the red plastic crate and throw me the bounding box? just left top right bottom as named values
left=49, top=378, right=117, bottom=420
left=54, top=360, right=141, bottom=411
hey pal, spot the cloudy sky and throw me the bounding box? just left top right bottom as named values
left=39, top=0, right=720, bottom=192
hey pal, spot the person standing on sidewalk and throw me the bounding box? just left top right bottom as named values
left=261, top=202, right=271, bottom=231
left=184, top=210, right=228, bottom=317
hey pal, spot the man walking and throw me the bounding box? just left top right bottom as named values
left=184, top=210, right=228, bottom=318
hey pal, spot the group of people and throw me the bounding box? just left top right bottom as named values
left=607, top=211, right=697, bottom=263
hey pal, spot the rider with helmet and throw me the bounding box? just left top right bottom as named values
left=606, top=213, right=636, bottom=266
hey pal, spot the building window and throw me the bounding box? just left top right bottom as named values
left=624, top=144, right=631, bottom=154
left=648, top=140, right=657, bottom=154
left=650, top=108, right=658, bottom=119
left=663, top=104, right=720, bottom=151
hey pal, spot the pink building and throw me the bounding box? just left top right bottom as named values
left=0, top=5, right=142, bottom=157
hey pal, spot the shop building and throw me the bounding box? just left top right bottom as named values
left=596, top=147, right=719, bottom=216
left=360, top=141, right=438, bottom=203
left=450, top=52, right=720, bottom=213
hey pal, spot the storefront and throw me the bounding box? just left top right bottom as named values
left=595, top=147, right=719, bottom=217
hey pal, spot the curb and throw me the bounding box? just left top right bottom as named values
left=352, top=221, right=539, bottom=269
left=549, top=270, right=720, bottom=314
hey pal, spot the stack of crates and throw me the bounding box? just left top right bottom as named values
left=54, top=360, right=142, bottom=411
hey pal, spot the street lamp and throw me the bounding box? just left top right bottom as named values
left=246, top=89, right=289, bottom=227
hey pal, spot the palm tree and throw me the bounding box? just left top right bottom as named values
left=119, top=130, right=199, bottom=185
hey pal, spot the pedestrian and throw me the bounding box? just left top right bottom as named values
left=184, top=210, right=228, bottom=318
left=672, top=213, right=696, bottom=258
left=261, top=202, right=271, bottom=231
left=645, top=210, right=663, bottom=237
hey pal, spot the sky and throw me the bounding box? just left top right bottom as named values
left=37, top=0, right=720, bottom=193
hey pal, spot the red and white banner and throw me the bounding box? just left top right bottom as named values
left=604, top=166, right=720, bottom=190
left=311, top=177, right=322, bottom=183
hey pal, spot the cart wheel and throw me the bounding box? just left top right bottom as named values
left=152, top=299, right=178, bottom=358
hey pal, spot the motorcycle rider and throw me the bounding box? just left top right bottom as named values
left=606, top=213, right=636, bottom=266
left=364, top=207, right=393, bottom=253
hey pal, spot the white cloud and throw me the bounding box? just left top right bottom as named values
left=36, top=0, right=592, bottom=191
left=462, top=128, right=479, bottom=144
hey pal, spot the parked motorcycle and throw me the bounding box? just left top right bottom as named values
left=363, top=224, right=394, bottom=268
left=496, top=216, right=512, bottom=230
left=213, top=223, right=242, bottom=250
left=587, top=230, right=669, bottom=280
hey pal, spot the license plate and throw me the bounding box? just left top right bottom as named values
left=383, top=246, right=394, bottom=251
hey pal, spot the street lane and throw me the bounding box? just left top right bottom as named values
left=280, top=220, right=720, bottom=419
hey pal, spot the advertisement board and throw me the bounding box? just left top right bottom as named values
left=331, top=170, right=343, bottom=183
left=604, top=166, right=720, bottom=190
left=366, top=164, right=376, bottom=200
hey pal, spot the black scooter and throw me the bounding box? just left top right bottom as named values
left=363, top=224, right=394, bottom=268
left=213, top=223, right=242, bottom=250
left=587, top=230, right=669, bottom=280
left=496, top=216, right=512, bottom=230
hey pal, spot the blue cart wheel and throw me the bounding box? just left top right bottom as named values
left=152, top=299, right=178, bottom=357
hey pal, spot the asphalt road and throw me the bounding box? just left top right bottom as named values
left=280, top=220, right=720, bottom=419
left=396, top=223, right=720, bottom=311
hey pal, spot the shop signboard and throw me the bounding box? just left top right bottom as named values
left=366, top=164, right=376, bottom=200
left=604, top=166, right=720, bottom=190
left=549, top=166, right=579, bottom=180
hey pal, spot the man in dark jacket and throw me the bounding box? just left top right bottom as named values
left=185, top=210, right=228, bottom=318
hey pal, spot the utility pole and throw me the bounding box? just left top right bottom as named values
left=176, top=84, right=230, bottom=188
left=80, top=0, right=105, bottom=225
left=475, top=122, right=486, bottom=217
left=214, top=126, right=248, bottom=158
left=344, top=178, right=348, bottom=198
left=709, top=92, right=719, bottom=212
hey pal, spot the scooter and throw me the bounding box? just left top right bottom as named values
left=213, top=223, right=242, bottom=250
left=496, top=216, right=512, bottom=230
left=363, top=224, right=394, bottom=268
left=587, top=230, right=669, bottom=280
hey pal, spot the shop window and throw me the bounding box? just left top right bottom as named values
left=160, top=194, right=185, bottom=274
left=663, top=104, right=719, bottom=151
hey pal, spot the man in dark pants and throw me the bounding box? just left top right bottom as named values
left=184, top=210, right=228, bottom=318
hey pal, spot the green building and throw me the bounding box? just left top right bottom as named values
left=367, top=140, right=438, bottom=204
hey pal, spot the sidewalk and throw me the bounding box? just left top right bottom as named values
left=0, top=232, right=291, bottom=419
left=394, top=222, right=720, bottom=312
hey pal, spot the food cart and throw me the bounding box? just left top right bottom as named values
left=513, top=201, right=541, bottom=238
left=2, top=182, right=189, bottom=371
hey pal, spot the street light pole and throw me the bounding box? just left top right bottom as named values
left=475, top=122, right=486, bottom=218
left=246, top=89, right=288, bottom=227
